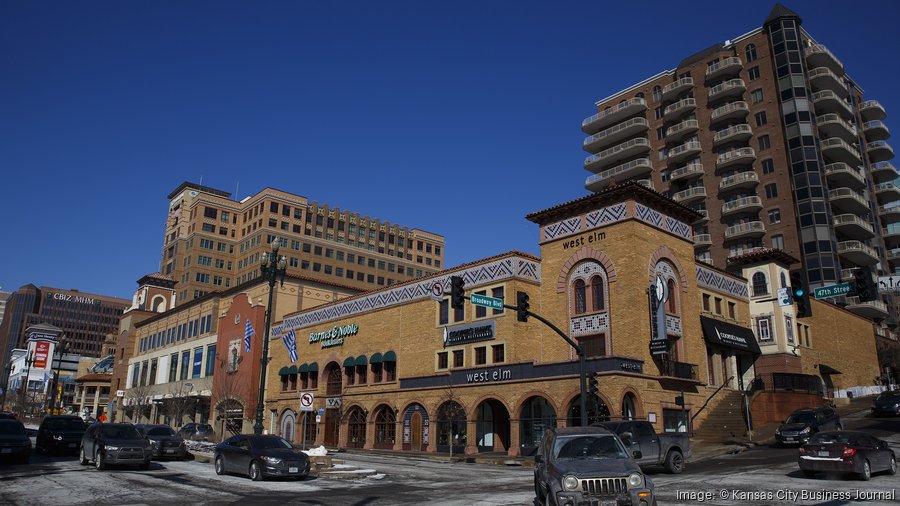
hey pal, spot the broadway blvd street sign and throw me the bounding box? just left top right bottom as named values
left=813, top=282, right=851, bottom=299
left=470, top=293, right=504, bottom=310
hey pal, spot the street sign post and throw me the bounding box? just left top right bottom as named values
left=813, top=282, right=851, bottom=299
left=299, top=392, right=315, bottom=412
left=429, top=282, right=444, bottom=301
left=777, top=287, right=791, bottom=307
left=878, top=275, right=900, bottom=294
left=470, top=293, right=504, bottom=310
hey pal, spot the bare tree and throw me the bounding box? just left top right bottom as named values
left=212, top=354, right=256, bottom=440
left=125, top=383, right=155, bottom=423
left=162, top=383, right=197, bottom=428
left=435, top=374, right=468, bottom=462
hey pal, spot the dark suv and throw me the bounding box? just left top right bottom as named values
left=36, top=415, right=87, bottom=455
left=136, top=424, right=187, bottom=460
left=775, top=406, right=842, bottom=446
left=80, top=423, right=151, bottom=470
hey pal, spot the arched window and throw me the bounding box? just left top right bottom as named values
left=780, top=272, right=787, bottom=289
left=574, top=279, right=587, bottom=314
left=436, top=401, right=466, bottom=452
left=667, top=278, right=677, bottom=313
left=374, top=406, right=396, bottom=449
left=622, top=393, right=637, bottom=420
left=652, top=85, right=662, bottom=102
left=347, top=407, right=367, bottom=448
left=745, top=43, right=757, bottom=63
left=590, top=276, right=604, bottom=311
left=635, top=92, right=644, bottom=99
left=752, top=272, right=769, bottom=296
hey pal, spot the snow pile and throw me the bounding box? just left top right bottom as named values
left=302, top=445, right=328, bottom=456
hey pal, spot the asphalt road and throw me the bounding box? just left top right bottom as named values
left=0, top=411, right=896, bottom=505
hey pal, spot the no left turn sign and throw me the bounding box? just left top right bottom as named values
left=300, top=392, right=315, bottom=411
left=430, top=282, right=444, bottom=301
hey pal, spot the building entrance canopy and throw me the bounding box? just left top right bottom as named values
left=700, top=316, right=761, bottom=355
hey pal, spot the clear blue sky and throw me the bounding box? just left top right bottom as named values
left=2, top=1, right=898, bottom=300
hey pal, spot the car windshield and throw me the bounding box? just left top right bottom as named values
left=197, top=424, right=212, bottom=432
left=253, top=436, right=294, bottom=450
left=100, top=426, right=141, bottom=439
left=45, top=418, right=85, bottom=431
left=785, top=413, right=814, bottom=424
left=808, top=433, right=853, bottom=445
left=552, top=435, right=626, bottom=460
left=147, top=427, right=176, bottom=437
left=0, top=423, right=25, bottom=436
left=876, top=391, right=900, bottom=400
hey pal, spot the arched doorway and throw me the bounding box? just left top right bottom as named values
left=566, top=394, right=611, bottom=426
left=323, top=362, right=342, bottom=447
left=519, top=396, right=556, bottom=456
left=373, top=405, right=396, bottom=449
left=436, top=400, right=466, bottom=454
left=299, top=411, right=315, bottom=447
left=217, top=398, right=245, bottom=437
left=475, top=399, right=510, bottom=453
left=402, top=403, right=429, bottom=452
left=346, top=407, right=367, bottom=448
left=280, top=410, right=296, bottom=442
left=622, top=393, right=637, bottom=420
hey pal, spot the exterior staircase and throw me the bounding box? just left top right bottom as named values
left=691, top=390, right=748, bottom=442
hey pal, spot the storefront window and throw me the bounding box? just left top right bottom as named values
left=663, top=408, right=689, bottom=433
left=519, top=396, right=556, bottom=456
left=374, top=407, right=396, bottom=449
left=436, top=401, right=466, bottom=453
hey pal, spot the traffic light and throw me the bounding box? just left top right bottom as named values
left=853, top=267, right=878, bottom=302
left=790, top=269, right=812, bottom=318
left=450, top=275, right=465, bottom=310
left=588, top=373, right=599, bottom=397
left=516, top=291, right=530, bottom=322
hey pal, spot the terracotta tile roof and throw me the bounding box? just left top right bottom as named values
left=75, top=373, right=112, bottom=383
left=725, top=248, right=799, bottom=268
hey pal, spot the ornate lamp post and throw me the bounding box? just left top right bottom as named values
left=0, top=362, right=13, bottom=410
left=18, top=349, right=35, bottom=418
left=254, top=238, right=287, bottom=435
left=48, top=339, right=68, bottom=414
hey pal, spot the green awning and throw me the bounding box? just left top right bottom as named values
left=369, top=352, right=383, bottom=364
left=355, top=355, right=367, bottom=366
left=287, top=365, right=298, bottom=375
left=298, top=363, right=309, bottom=373
left=382, top=351, right=397, bottom=362
left=278, top=366, right=290, bottom=376
left=343, top=357, right=356, bottom=367
left=308, top=362, right=318, bottom=372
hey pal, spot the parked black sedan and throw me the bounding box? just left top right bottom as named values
left=775, top=406, right=842, bottom=446
left=214, top=434, right=310, bottom=481
left=0, top=420, right=31, bottom=464
left=799, top=431, right=896, bottom=480
left=135, top=424, right=187, bottom=460
left=35, top=415, right=86, bottom=455
left=871, top=390, right=900, bottom=417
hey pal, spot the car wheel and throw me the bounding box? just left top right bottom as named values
left=802, top=470, right=816, bottom=478
left=79, top=447, right=89, bottom=465
left=889, top=456, right=897, bottom=476
left=860, top=460, right=871, bottom=481
left=249, top=461, right=263, bottom=481
left=95, top=450, right=106, bottom=471
left=214, top=456, right=225, bottom=475
left=665, top=450, right=685, bottom=474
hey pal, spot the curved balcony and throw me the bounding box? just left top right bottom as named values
left=724, top=221, right=765, bottom=240
left=808, top=67, right=848, bottom=97
left=707, top=79, right=746, bottom=102
left=582, top=117, right=650, bottom=153
left=693, top=234, right=712, bottom=248
left=820, top=138, right=862, bottom=166
left=816, top=114, right=858, bottom=144
left=666, top=119, right=700, bottom=143
left=705, top=57, right=743, bottom=82
left=836, top=240, right=880, bottom=266
left=870, top=161, right=898, bottom=183
left=812, top=90, right=854, bottom=120
left=879, top=204, right=900, bottom=225
left=693, top=209, right=709, bottom=224
left=669, top=162, right=704, bottom=183
left=867, top=140, right=895, bottom=163
left=721, top=196, right=763, bottom=216
left=882, top=227, right=900, bottom=247
left=824, top=163, right=866, bottom=191
left=583, top=138, right=651, bottom=172
left=582, top=97, right=647, bottom=134
left=696, top=252, right=713, bottom=265
left=863, top=121, right=890, bottom=142
left=828, top=188, right=870, bottom=215
left=636, top=179, right=655, bottom=191
left=663, top=98, right=697, bottom=121
left=719, top=171, right=759, bottom=192
left=859, top=100, right=886, bottom=122
left=833, top=214, right=875, bottom=241
left=710, top=101, right=750, bottom=124
left=713, top=124, right=753, bottom=146
left=716, top=147, right=756, bottom=170
left=805, top=44, right=844, bottom=75
left=585, top=158, right=653, bottom=192
left=887, top=247, right=900, bottom=264
left=845, top=296, right=889, bottom=319
left=667, top=141, right=702, bottom=164
left=876, top=182, right=900, bottom=205
left=673, top=186, right=708, bottom=204
left=662, top=77, right=694, bottom=101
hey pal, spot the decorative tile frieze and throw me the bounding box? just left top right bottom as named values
left=696, top=265, right=749, bottom=300
left=570, top=313, right=609, bottom=336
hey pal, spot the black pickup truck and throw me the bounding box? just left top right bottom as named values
left=595, top=420, right=690, bottom=474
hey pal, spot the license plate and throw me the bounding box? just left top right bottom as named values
left=68, top=443, right=77, bottom=448
left=289, top=467, right=299, bottom=473
left=818, top=451, right=829, bottom=457
left=166, top=449, right=177, bottom=453
left=784, top=437, right=794, bottom=441
left=1, top=449, right=11, bottom=453
left=600, top=501, right=616, bottom=506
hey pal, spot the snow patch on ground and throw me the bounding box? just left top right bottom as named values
left=302, top=445, right=328, bottom=456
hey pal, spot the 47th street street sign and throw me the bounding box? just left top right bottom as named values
left=470, top=293, right=504, bottom=310
left=813, top=282, right=851, bottom=299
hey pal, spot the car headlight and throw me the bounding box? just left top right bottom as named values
left=261, top=456, right=282, bottom=464
left=150, top=441, right=159, bottom=448
left=775, top=427, right=781, bottom=435
left=104, top=446, right=119, bottom=451
left=799, top=427, right=811, bottom=434
left=562, top=475, right=579, bottom=491
left=53, top=435, right=64, bottom=441
left=628, top=472, right=644, bottom=489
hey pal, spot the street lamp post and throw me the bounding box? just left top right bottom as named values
left=0, top=362, right=14, bottom=410
left=254, top=238, right=287, bottom=435
left=48, top=339, right=67, bottom=415
left=18, top=350, right=35, bottom=419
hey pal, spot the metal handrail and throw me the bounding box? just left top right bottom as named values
left=691, top=376, right=735, bottom=422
